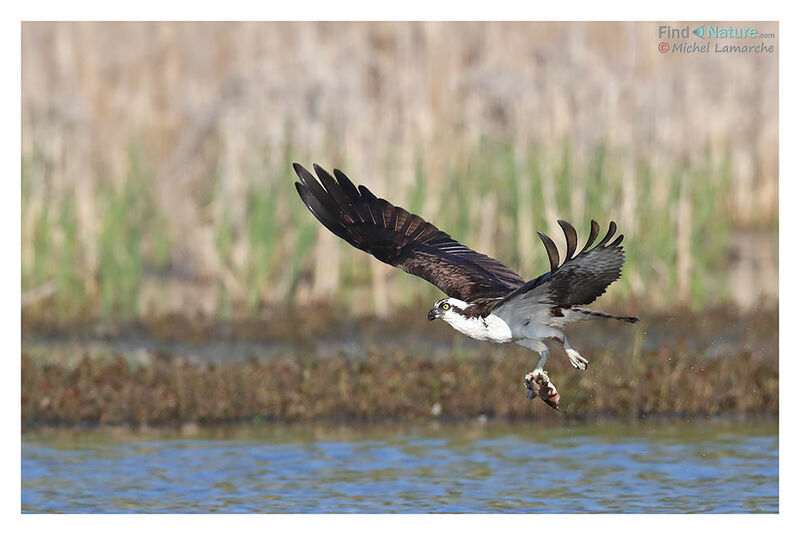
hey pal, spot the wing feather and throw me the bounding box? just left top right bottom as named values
left=537, top=231, right=560, bottom=274
left=293, top=163, right=525, bottom=301
left=579, top=219, right=601, bottom=254
left=492, top=219, right=628, bottom=316
left=594, top=221, right=618, bottom=249
left=558, top=220, right=578, bottom=261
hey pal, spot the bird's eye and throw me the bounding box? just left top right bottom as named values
left=442, top=303, right=450, bottom=310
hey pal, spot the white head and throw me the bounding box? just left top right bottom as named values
left=427, top=296, right=513, bottom=343
left=427, top=297, right=470, bottom=323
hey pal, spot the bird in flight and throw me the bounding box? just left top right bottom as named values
left=293, top=163, right=638, bottom=409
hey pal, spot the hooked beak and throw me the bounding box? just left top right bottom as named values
left=428, top=308, right=443, bottom=321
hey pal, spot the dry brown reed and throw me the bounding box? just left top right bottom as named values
left=21, top=22, right=779, bottom=320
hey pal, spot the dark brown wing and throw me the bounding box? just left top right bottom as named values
left=490, top=220, right=626, bottom=315
left=293, top=163, right=525, bottom=301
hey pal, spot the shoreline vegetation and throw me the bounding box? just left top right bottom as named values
left=22, top=307, right=778, bottom=431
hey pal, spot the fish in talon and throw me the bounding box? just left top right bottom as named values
left=523, top=371, right=560, bottom=409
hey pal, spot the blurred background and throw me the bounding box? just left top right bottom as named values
left=21, top=22, right=778, bottom=513
left=21, top=21, right=777, bottom=320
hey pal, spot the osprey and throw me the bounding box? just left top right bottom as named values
left=293, top=163, right=638, bottom=409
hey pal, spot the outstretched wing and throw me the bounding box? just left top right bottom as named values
left=491, top=220, right=626, bottom=315
left=293, top=163, right=525, bottom=301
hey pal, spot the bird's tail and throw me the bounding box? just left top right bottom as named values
left=570, top=307, right=639, bottom=323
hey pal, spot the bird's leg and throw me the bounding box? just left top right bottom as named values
left=533, top=349, right=549, bottom=374
left=563, top=337, right=589, bottom=371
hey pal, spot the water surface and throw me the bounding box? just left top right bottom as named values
left=22, top=419, right=778, bottom=513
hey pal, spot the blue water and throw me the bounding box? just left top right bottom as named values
left=21, top=420, right=778, bottom=513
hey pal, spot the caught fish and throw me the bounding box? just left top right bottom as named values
left=524, top=370, right=561, bottom=410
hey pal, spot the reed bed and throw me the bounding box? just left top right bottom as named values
left=21, top=22, right=778, bottom=322
left=21, top=308, right=778, bottom=429
left=21, top=339, right=777, bottom=429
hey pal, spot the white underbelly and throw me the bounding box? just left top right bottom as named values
left=494, top=306, right=565, bottom=342
left=444, top=313, right=514, bottom=343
